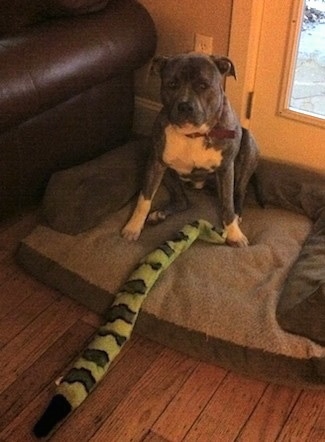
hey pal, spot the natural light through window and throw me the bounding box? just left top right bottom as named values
left=290, top=0, right=325, bottom=118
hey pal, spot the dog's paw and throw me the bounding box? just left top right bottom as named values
left=121, top=224, right=142, bottom=241
left=225, top=216, right=249, bottom=247
left=147, top=210, right=167, bottom=225
left=226, top=234, right=249, bottom=248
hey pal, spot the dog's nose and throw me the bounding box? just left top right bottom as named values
left=177, top=101, right=194, bottom=114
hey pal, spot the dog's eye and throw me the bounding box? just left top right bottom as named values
left=199, top=82, right=209, bottom=90
left=167, top=80, right=178, bottom=89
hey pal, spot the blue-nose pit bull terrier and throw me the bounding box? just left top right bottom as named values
left=122, top=52, right=259, bottom=247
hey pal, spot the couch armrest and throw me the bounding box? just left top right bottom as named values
left=0, top=0, right=156, bottom=134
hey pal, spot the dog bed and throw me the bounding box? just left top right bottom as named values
left=18, top=141, right=325, bottom=389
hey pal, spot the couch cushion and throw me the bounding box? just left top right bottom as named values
left=0, top=0, right=109, bottom=36
left=0, top=0, right=43, bottom=35
left=0, top=0, right=156, bottom=133
left=50, top=0, right=109, bottom=15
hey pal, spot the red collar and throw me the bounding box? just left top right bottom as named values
left=185, top=126, right=236, bottom=140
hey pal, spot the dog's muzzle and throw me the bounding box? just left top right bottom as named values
left=177, top=101, right=194, bottom=115
left=170, top=100, right=205, bottom=127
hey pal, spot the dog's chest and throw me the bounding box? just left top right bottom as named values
left=162, top=125, right=223, bottom=175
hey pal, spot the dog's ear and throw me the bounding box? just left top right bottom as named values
left=211, top=56, right=236, bottom=79
left=150, top=56, right=169, bottom=76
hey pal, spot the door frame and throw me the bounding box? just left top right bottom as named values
left=227, top=0, right=264, bottom=128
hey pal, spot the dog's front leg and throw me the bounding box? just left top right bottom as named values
left=121, top=158, right=166, bottom=241
left=147, top=169, right=190, bottom=224
left=216, top=164, right=249, bottom=247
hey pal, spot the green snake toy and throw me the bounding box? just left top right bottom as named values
left=33, top=219, right=226, bottom=438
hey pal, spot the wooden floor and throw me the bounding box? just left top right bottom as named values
left=0, top=211, right=324, bottom=442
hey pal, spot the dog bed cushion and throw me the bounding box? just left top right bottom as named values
left=42, top=139, right=148, bottom=235
left=18, top=144, right=325, bottom=388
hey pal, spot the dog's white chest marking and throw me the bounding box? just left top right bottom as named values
left=163, top=125, right=223, bottom=175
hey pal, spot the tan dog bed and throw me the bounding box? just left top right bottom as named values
left=18, top=142, right=325, bottom=388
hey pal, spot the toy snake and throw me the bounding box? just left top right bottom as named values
left=33, top=219, right=226, bottom=438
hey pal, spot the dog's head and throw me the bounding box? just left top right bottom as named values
left=152, top=52, right=236, bottom=133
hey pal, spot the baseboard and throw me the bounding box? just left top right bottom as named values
left=133, top=96, right=162, bottom=136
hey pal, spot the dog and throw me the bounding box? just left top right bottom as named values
left=121, top=52, right=259, bottom=247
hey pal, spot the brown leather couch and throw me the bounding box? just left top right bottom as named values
left=0, top=0, right=156, bottom=219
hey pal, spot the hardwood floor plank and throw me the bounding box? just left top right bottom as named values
left=0, top=210, right=38, bottom=256
left=0, top=210, right=38, bottom=284
left=183, top=372, right=267, bottom=442
left=236, top=384, right=301, bottom=442
left=0, top=297, right=87, bottom=393
left=88, top=348, right=198, bottom=442
left=152, top=361, right=227, bottom=441
left=49, top=336, right=164, bottom=442
left=0, top=320, right=95, bottom=432
left=0, top=272, right=57, bottom=321
left=0, top=260, right=20, bottom=286
left=307, top=416, right=325, bottom=442
left=276, top=390, right=325, bottom=441
left=142, top=430, right=171, bottom=442
left=0, top=286, right=58, bottom=346
left=0, top=335, right=142, bottom=442
left=81, top=310, right=103, bottom=328
left=0, top=381, right=63, bottom=442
